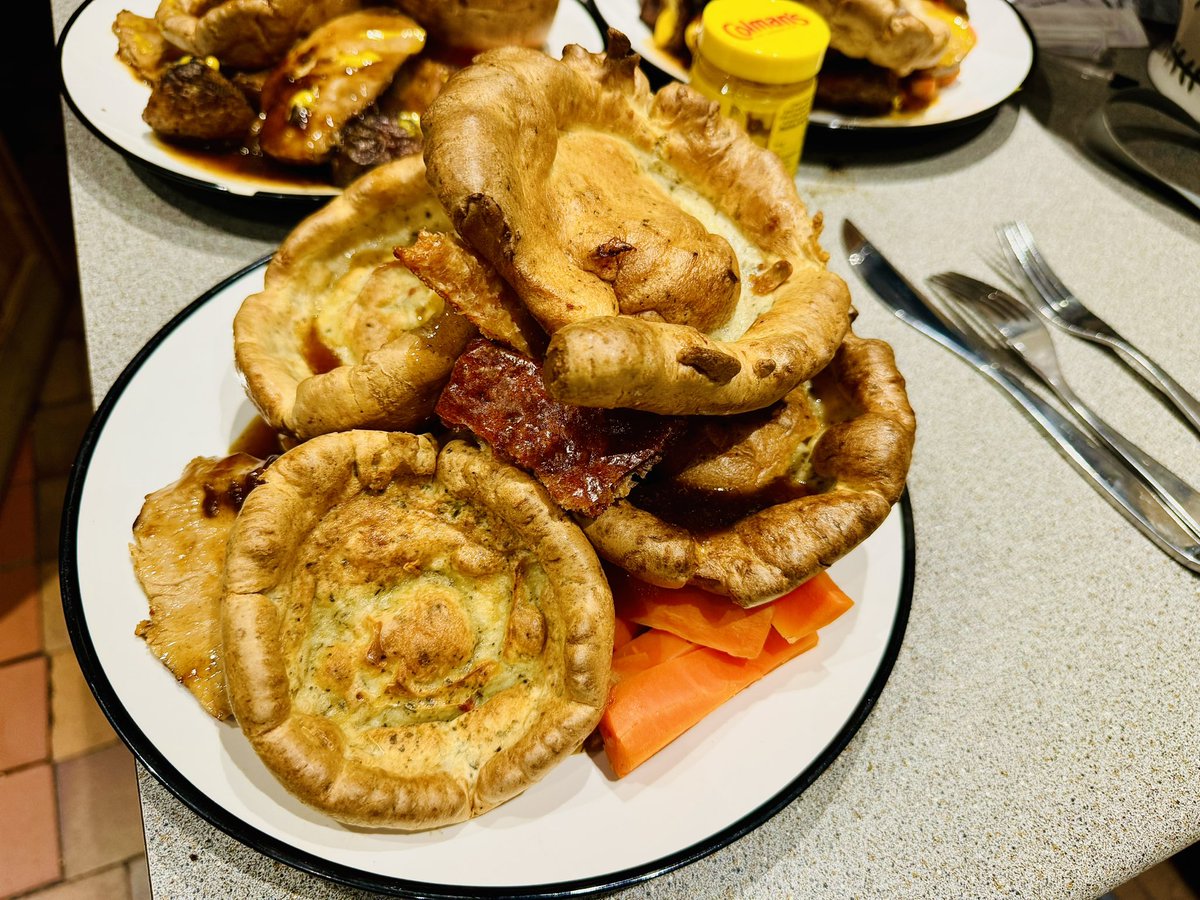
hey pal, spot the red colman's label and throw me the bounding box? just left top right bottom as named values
left=722, top=12, right=810, bottom=40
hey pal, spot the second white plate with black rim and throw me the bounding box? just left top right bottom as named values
left=61, top=258, right=914, bottom=897
left=58, top=0, right=605, bottom=200
left=591, top=0, right=1035, bottom=132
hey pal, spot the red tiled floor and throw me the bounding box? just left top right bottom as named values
left=0, top=763, right=61, bottom=895
left=22, top=863, right=131, bottom=900
left=40, top=562, right=70, bottom=656
left=0, top=561, right=42, bottom=663
left=50, top=649, right=116, bottom=761
left=36, top=477, right=69, bottom=563
left=9, top=433, right=35, bottom=487
left=0, top=655, right=49, bottom=770
left=0, top=476, right=37, bottom=567
left=56, top=743, right=144, bottom=878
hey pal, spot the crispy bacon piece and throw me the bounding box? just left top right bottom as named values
left=436, top=339, right=682, bottom=516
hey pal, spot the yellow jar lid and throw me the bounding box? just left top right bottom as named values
left=698, top=0, right=830, bottom=85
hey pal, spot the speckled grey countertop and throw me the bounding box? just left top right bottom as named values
left=53, top=1, right=1200, bottom=896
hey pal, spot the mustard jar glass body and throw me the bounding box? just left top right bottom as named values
left=689, top=0, right=831, bottom=175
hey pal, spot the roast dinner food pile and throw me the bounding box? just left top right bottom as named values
left=129, top=34, right=915, bottom=829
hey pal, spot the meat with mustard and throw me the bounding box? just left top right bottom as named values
left=259, top=10, right=426, bottom=164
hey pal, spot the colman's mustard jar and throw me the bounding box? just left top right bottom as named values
left=689, top=0, right=830, bottom=174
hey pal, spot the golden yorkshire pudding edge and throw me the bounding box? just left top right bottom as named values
left=221, top=431, right=613, bottom=829
left=581, top=331, right=916, bottom=606
left=391, top=0, right=561, bottom=51
left=421, top=34, right=851, bottom=416
left=808, top=0, right=952, bottom=75
left=233, top=156, right=476, bottom=440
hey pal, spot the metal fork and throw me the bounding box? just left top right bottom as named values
left=930, top=271, right=1200, bottom=542
left=998, top=221, right=1200, bottom=436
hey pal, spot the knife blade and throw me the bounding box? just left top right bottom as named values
left=841, top=219, right=1200, bottom=572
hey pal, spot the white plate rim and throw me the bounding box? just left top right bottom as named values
left=59, top=257, right=916, bottom=898
left=588, top=0, right=1037, bottom=132
left=57, top=0, right=605, bottom=200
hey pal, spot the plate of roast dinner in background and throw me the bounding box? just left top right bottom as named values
left=593, top=0, right=1035, bottom=131
left=58, top=0, right=604, bottom=199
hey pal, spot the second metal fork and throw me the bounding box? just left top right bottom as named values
left=998, top=221, right=1200, bottom=436
left=930, top=271, right=1200, bottom=542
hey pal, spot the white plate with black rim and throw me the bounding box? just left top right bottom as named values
left=57, top=0, right=605, bottom=200
left=590, top=0, right=1035, bottom=131
left=60, top=258, right=914, bottom=897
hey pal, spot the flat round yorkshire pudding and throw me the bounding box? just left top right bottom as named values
left=234, top=156, right=475, bottom=440
left=154, top=0, right=362, bottom=70
left=422, top=35, right=851, bottom=416
left=221, top=432, right=613, bottom=829
left=582, top=331, right=916, bottom=606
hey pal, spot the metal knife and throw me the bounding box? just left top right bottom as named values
left=842, top=219, right=1200, bottom=573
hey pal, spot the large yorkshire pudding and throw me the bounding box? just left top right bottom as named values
left=808, top=0, right=951, bottom=75
left=154, top=0, right=362, bottom=70
left=234, top=156, right=475, bottom=440
left=391, top=0, right=560, bottom=51
left=221, top=431, right=613, bottom=828
left=582, top=331, right=915, bottom=606
left=422, top=35, right=851, bottom=416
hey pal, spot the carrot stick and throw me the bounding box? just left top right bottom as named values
left=768, top=572, right=854, bottom=644
left=611, top=629, right=696, bottom=682
left=608, top=568, right=774, bottom=659
left=613, top=616, right=638, bottom=653
left=600, top=631, right=818, bottom=777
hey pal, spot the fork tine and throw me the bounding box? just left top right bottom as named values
left=999, top=222, right=1063, bottom=306
left=975, top=285, right=1029, bottom=323
left=997, top=223, right=1040, bottom=293
left=1013, top=222, right=1073, bottom=300
left=926, top=271, right=1003, bottom=309
left=979, top=247, right=1026, bottom=296
left=929, top=270, right=989, bottom=298
left=950, top=297, right=1007, bottom=352
left=925, top=276, right=1007, bottom=352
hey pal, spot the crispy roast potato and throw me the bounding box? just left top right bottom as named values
left=114, top=10, right=183, bottom=82
left=422, top=34, right=851, bottom=416
left=154, top=0, right=362, bottom=70
left=582, top=331, right=916, bottom=606
left=221, top=432, right=613, bottom=828
left=233, top=156, right=475, bottom=439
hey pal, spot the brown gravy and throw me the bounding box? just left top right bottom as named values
left=229, top=416, right=290, bottom=459
left=302, top=324, right=345, bottom=376
left=151, top=135, right=332, bottom=190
